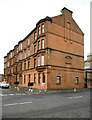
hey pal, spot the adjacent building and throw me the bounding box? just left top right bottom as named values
left=84, top=53, right=92, bottom=88
left=4, top=7, right=84, bottom=90
left=0, top=74, right=4, bottom=82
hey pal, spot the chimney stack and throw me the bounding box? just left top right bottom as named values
left=61, top=7, right=73, bottom=17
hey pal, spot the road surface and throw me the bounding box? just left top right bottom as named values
left=1, top=88, right=92, bottom=119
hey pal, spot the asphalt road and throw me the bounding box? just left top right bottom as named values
left=1, top=88, right=92, bottom=119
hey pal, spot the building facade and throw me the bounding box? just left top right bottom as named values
left=84, top=54, right=92, bottom=88
left=4, top=7, right=84, bottom=90
left=0, top=74, right=4, bottom=82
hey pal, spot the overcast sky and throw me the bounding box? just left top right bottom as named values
left=0, top=0, right=91, bottom=74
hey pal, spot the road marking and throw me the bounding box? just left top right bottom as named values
left=69, top=96, right=83, bottom=99
left=9, top=94, right=14, bottom=96
left=0, top=93, right=26, bottom=97
left=15, top=93, right=21, bottom=95
left=0, top=94, right=3, bottom=96
left=22, top=93, right=26, bottom=95
left=0, top=94, right=8, bottom=96
left=4, top=101, right=32, bottom=107
left=3, top=94, right=8, bottom=96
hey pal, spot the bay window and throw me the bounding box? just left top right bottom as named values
left=28, top=48, right=30, bottom=56
left=24, top=41, right=26, bottom=48
left=38, top=57, right=40, bottom=66
left=38, top=26, right=41, bottom=35
left=38, top=41, right=41, bottom=50
left=34, top=45, right=36, bottom=53
left=34, top=59, right=36, bottom=68
left=24, top=61, right=26, bottom=70
left=34, top=32, right=37, bottom=40
left=28, top=38, right=30, bottom=45
left=41, top=55, right=44, bottom=65
left=24, top=50, right=26, bottom=59
left=42, top=39, right=44, bottom=49
left=42, top=24, right=44, bottom=33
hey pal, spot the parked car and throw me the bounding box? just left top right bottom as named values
left=0, top=81, right=9, bottom=88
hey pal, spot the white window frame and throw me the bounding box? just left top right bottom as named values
left=56, top=76, right=61, bottom=84
left=75, top=77, right=79, bottom=84
left=38, top=26, right=41, bottom=35
left=28, top=48, right=30, bottom=56
left=17, top=47, right=18, bottom=53
left=42, top=24, right=44, bottom=33
left=41, top=55, right=44, bottom=65
left=34, top=45, right=36, bottom=53
left=19, top=43, right=22, bottom=51
left=19, top=53, right=22, bottom=60
left=38, top=56, right=40, bottom=66
left=28, top=38, right=30, bottom=45
left=8, top=62, right=9, bottom=67
left=24, top=50, right=26, bottom=59
left=34, top=32, right=37, bottom=40
left=16, top=56, right=18, bottom=62
left=10, top=52, right=13, bottom=58
left=20, top=43, right=22, bottom=50
left=24, top=41, right=26, bottom=48
left=4, top=58, right=7, bottom=63
left=42, top=39, right=44, bottom=49
left=38, top=41, right=41, bottom=50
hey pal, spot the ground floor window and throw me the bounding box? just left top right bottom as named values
left=16, top=75, right=17, bottom=81
left=75, top=77, right=79, bottom=84
left=34, top=73, right=36, bottom=83
left=19, top=74, right=22, bottom=84
left=19, top=78, right=22, bottom=84
left=38, top=73, right=41, bottom=84
left=24, top=75, right=26, bottom=84
left=28, top=74, right=31, bottom=82
left=43, top=73, right=45, bottom=83
left=56, top=76, right=61, bottom=84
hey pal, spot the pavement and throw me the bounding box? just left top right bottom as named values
left=8, top=86, right=91, bottom=95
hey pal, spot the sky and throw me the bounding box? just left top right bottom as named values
left=91, top=1, right=92, bottom=53
left=0, top=0, right=91, bottom=74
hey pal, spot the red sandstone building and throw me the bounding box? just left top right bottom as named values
left=4, top=7, right=84, bottom=90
